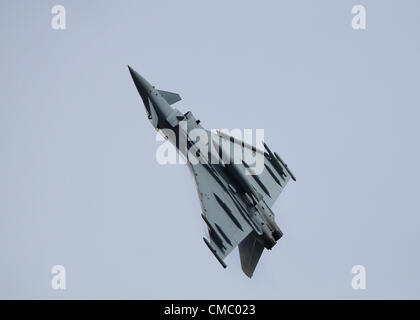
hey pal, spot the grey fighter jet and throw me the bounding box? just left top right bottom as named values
left=128, top=66, right=295, bottom=278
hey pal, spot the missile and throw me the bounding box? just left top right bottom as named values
left=263, top=142, right=296, bottom=181
left=211, top=138, right=262, bottom=203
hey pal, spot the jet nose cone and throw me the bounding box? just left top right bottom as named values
left=128, top=65, right=160, bottom=127
left=127, top=65, right=153, bottom=97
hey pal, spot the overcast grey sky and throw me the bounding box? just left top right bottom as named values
left=1, top=0, right=420, bottom=299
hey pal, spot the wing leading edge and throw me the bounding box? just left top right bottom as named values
left=216, top=130, right=295, bottom=208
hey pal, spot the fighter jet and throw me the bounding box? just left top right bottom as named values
left=128, top=66, right=295, bottom=277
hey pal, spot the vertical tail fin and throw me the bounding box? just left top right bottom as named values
left=238, top=232, right=264, bottom=278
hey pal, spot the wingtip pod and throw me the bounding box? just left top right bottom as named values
left=262, top=141, right=296, bottom=182
left=273, top=151, right=296, bottom=181
left=203, top=237, right=227, bottom=269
